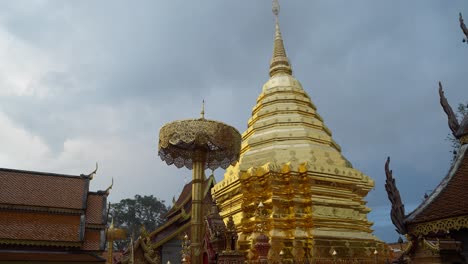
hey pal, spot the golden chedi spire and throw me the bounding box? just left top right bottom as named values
left=213, top=1, right=382, bottom=262
left=269, top=0, right=292, bottom=77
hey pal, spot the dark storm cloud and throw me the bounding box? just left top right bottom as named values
left=0, top=1, right=466, bottom=242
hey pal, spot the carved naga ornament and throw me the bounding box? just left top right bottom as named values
left=460, top=13, right=468, bottom=43
left=438, top=82, right=460, bottom=137
left=384, top=157, right=407, bottom=235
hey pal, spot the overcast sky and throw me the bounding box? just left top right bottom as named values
left=0, top=1, right=466, bottom=242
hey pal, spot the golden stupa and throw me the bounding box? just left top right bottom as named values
left=212, top=1, right=385, bottom=262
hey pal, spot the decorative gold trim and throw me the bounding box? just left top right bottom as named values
left=422, top=238, right=440, bottom=254
left=139, top=236, right=162, bottom=264
left=404, top=239, right=414, bottom=255
left=148, top=212, right=183, bottom=237
left=409, top=215, right=468, bottom=236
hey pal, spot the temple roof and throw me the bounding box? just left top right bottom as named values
left=406, top=144, right=468, bottom=224
left=405, top=91, right=468, bottom=225
left=0, top=168, right=89, bottom=210
left=0, top=211, right=82, bottom=245
left=165, top=177, right=195, bottom=219
left=149, top=175, right=215, bottom=246
left=86, top=193, right=107, bottom=225
left=0, top=166, right=108, bottom=253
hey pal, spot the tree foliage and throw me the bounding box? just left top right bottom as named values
left=108, top=195, right=169, bottom=251
left=447, top=103, right=468, bottom=162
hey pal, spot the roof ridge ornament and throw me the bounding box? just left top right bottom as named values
left=438, top=82, right=460, bottom=138
left=384, top=157, right=407, bottom=235
left=82, top=162, right=98, bottom=180
left=460, top=13, right=468, bottom=43
left=269, top=0, right=293, bottom=77
left=105, top=177, right=114, bottom=195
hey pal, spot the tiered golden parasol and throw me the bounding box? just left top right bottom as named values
left=158, top=105, right=241, bottom=264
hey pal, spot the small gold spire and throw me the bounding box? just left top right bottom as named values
left=269, top=0, right=292, bottom=77
left=200, top=100, right=205, bottom=119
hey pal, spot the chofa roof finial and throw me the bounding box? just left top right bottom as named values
left=438, top=81, right=460, bottom=137
left=83, top=162, right=98, bottom=180
left=105, top=178, right=114, bottom=195
left=460, top=13, right=468, bottom=43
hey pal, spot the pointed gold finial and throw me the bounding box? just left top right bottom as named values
left=269, top=0, right=292, bottom=77
left=200, top=100, right=205, bottom=119
left=272, top=0, right=280, bottom=18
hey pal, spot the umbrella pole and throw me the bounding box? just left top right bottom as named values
left=191, top=152, right=205, bottom=264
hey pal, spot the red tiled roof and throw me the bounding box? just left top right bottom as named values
left=0, top=168, right=88, bottom=210
left=406, top=145, right=468, bottom=223
left=166, top=175, right=214, bottom=218
left=152, top=221, right=190, bottom=245
left=83, top=229, right=103, bottom=251
left=165, top=180, right=193, bottom=218
left=86, top=193, right=106, bottom=225
left=0, top=211, right=81, bottom=243
left=0, top=166, right=108, bottom=257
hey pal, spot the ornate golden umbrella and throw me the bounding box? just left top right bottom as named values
left=158, top=105, right=241, bottom=264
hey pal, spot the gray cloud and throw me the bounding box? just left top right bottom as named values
left=0, top=1, right=466, bottom=242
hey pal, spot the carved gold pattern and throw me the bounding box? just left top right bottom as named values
left=421, top=238, right=440, bottom=254
left=122, top=234, right=162, bottom=264
left=139, top=236, right=162, bottom=264
left=409, top=215, right=468, bottom=236
left=158, top=118, right=241, bottom=170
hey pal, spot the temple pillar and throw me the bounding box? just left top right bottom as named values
left=191, top=155, right=205, bottom=264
